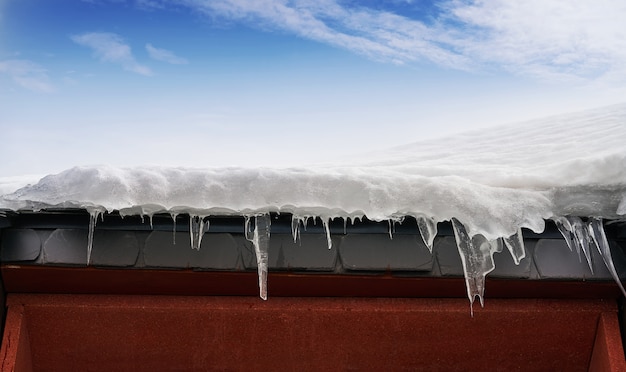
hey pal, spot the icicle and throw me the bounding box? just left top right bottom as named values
left=86, top=207, right=104, bottom=266
left=588, top=217, right=626, bottom=297
left=170, top=212, right=178, bottom=245
left=553, top=217, right=580, bottom=254
left=291, top=215, right=301, bottom=243
left=388, top=219, right=394, bottom=240
left=343, top=217, right=348, bottom=235
left=189, top=215, right=208, bottom=250
left=555, top=217, right=581, bottom=258
left=322, top=218, right=332, bottom=249
left=451, top=218, right=498, bottom=315
left=245, top=215, right=271, bottom=300
left=554, top=216, right=574, bottom=252
left=416, top=215, right=437, bottom=253
left=244, top=216, right=252, bottom=241
left=555, top=216, right=595, bottom=274
left=570, top=217, right=594, bottom=274
left=303, top=216, right=309, bottom=231
left=503, top=228, right=526, bottom=265
left=148, top=214, right=154, bottom=230
left=554, top=217, right=582, bottom=270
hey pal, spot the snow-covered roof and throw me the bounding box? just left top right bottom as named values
left=1, top=103, right=625, bottom=309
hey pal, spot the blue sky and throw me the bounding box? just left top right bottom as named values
left=1, top=0, right=626, bottom=177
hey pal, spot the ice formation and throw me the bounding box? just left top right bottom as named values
left=170, top=212, right=179, bottom=244
left=451, top=218, right=501, bottom=315
left=86, top=207, right=105, bottom=266
left=245, top=215, right=271, bottom=300
left=416, top=215, right=438, bottom=253
left=189, top=215, right=209, bottom=250
left=503, top=229, right=525, bottom=265
left=556, top=216, right=626, bottom=297
left=1, top=103, right=626, bottom=304
left=589, top=218, right=626, bottom=297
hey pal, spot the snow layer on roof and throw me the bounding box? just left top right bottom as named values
left=2, top=103, right=625, bottom=239
left=363, top=104, right=626, bottom=190
left=1, top=103, right=625, bottom=308
left=0, top=174, right=44, bottom=196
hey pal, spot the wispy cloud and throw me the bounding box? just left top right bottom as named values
left=145, top=43, right=188, bottom=64
left=71, top=32, right=152, bottom=76
left=171, top=0, right=626, bottom=82
left=0, top=59, right=54, bottom=92
left=178, top=0, right=470, bottom=69
left=136, top=0, right=167, bottom=10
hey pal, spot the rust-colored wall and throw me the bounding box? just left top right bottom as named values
left=1, top=304, right=33, bottom=372
left=2, top=295, right=624, bottom=371
left=590, top=312, right=626, bottom=371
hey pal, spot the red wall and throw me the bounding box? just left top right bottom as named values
left=2, top=294, right=625, bottom=371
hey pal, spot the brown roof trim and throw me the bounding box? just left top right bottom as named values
left=2, top=265, right=623, bottom=299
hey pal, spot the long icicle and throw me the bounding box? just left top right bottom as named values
left=322, top=217, right=332, bottom=249
left=189, top=215, right=208, bottom=250
left=416, top=215, right=437, bottom=253
left=556, top=216, right=594, bottom=274
left=86, top=207, right=104, bottom=266
left=291, top=215, right=301, bottom=243
left=170, top=212, right=178, bottom=245
left=554, top=217, right=578, bottom=255
left=570, top=216, right=594, bottom=274
left=246, top=215, right=271, bottom=300
left=451, top=218, right=498, bottom=315
left=588, top=217, right=626, bottom=297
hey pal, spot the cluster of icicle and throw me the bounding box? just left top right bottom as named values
left=84, top=208, right=625, bottom=311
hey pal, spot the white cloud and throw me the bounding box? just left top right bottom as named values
left=145, top=43, right=188, bottom=64
left=71, top=32, right=152, bottom=76
left=0, top=59, right=54, bottom=92
left=173, top=0, right=626, bottom=82
left=446, top=0, right=626, bottom=80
